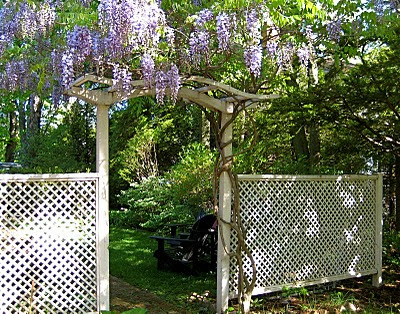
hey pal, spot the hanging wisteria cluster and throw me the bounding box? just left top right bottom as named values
left=189, top=9, right=213, bottom=65
left=327, top=19, right=342, bottom=42
left=216, top=13, right=233, bottom=51
left=0, top=0, right=56, bottom=92
left=3, top=60, right=28, bottom=91
left=0, top=0, right=56, bottom=46
left=244, top=9, right=263, bottom=77
left=0, top=0, right=398, bottom=104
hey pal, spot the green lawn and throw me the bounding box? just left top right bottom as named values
left=110, top=227, right=400, bottom=313
left=109, top=227, right=216, bottom=310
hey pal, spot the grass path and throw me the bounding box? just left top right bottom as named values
left=109, top=227, right=216, bottom=312
left=110, top=275, right=187, bottom=313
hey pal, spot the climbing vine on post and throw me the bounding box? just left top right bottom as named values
left=204, top=102, right=260, bottom=313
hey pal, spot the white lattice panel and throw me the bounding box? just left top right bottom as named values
left=0, top=174, right=99, bottom=313
left=229, top=175, right=381, bottom=297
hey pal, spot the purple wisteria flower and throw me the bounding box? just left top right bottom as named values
left=16, top=2, right=38, bottom=39
left=155, top=70, right=168, bottom=104
left=277, top=42, right=294, bottom=69
left=51, top=85, right=63, bottom=107
left=216, top=12, right=231, bottom=51
left=351, top=19, right=362, bottom=33
left=266, top=41, right=278, bottom=58
left=189, top=30, right=210, bottom=65
left=244, top=45, right=262, bottom=77
left=178, top=48, right=191, bottom=68
left=61, top=51, right=74, bottom=89
left=51, top=49, right=62, bottom=77
left=390, top=0, right=399, bottom=10
left=246, top=9, right=261, bottom=43
left=113, top=64, right=132, bottom=92
left=98, top=0, right=165, bottom=57
left=0, top=2, right=18, bottom=44
left=297, top=45, right=310, bottom=67
left=80, top=0, right=92, bottom=7
left=141, top=54, right=155, bottom=88
left=0, top=35, right=7, bottom=57
left=35, top=0, right=56, bottom=35
left=168, top=64, right=180, bottom=104
left=4, top=60, right=27, bottom=91
left=67, top=25, right=92, bottom=64
left=327, top=19, right=342, bottom=42
left=305, top=25, right=313, bottom=40
left=196, top=9, right=214, bottom=27
left=165, top=27, right=175, bottom=46
left=373, top=0, right=385, bottom=18
left=91, top=31, right=105, bottom=58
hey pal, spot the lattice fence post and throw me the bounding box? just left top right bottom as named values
left=216, top=112, right=233, bottom=313
left=373, top=173, right=383, bottom=287
left=96, top=104, right=110, bottom=310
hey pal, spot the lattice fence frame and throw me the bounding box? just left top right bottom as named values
left=228, top=174, right=383, bottom=298
left=0, top=173, right=108, bottom=313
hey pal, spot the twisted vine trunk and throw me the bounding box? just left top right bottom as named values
left=5, top=109, right=18, bottom=162
left=203, top=102, right=258, bottom=313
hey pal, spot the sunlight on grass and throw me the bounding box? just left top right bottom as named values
left=109, top=227, right=216, bottom=309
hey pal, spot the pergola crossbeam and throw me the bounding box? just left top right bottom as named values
left=67, top=74, right=279, bottom=113
left=67, top=86, right=115, bottom=106
left=185, top=76, right=280, bottom=101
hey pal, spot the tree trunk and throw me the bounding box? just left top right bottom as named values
left=388, top=162, right=395, bottom=221
left=308, top=122, right=321, bottom=171
left=19, top=95, right=42, bottom=166
left=292, top=125, right=310, bottom=161
left=395, top=155, right=400, bottom=232
left=18, top=99, right=27, bottom=148
left=5, top=110, right=18, bottom=162
left=27, top=95, right=42, bottom=138
left=240, top=109, right=246, bottom=142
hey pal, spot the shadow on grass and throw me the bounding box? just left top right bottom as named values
left=109, top=227, right=217, bottom=309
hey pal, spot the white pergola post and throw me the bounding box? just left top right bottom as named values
left=216, top=112, right=233, bottom=314
left=96, top=103, right=110, bottom=310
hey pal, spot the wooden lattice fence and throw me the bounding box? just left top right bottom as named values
left=0, top=173, right=105, bottom=313
left=229, top=174, right=383, bottom=298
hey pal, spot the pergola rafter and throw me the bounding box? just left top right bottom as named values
left=67, top=74, right=279, bottom=111
left=66, top=74, right=279, bottom=313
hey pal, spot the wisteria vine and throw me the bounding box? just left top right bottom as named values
left=4, top=0, right=396, bottom=104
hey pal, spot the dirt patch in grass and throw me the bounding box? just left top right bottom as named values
left=110, top=275, right=189, bottom=313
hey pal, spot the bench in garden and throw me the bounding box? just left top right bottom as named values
left=150, top=214, right=218, bottom=275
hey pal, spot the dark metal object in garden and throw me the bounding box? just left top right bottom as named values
left=150, top=214, right=217, bottom=274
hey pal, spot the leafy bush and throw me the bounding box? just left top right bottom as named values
left=115, top=143, right=215, bottom=231
left=167, top=143, right=215, bottom=215
left=116, top=177, right=188, bottom=231
left=383, top=229, right=400, bottom=268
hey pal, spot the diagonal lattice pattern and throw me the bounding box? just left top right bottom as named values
left=0, top=175, right=98, bottom=313
left=229, top=175, right=378, bottom=297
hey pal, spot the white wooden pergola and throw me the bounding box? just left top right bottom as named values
left=66, top=74, right=279, bottom=313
